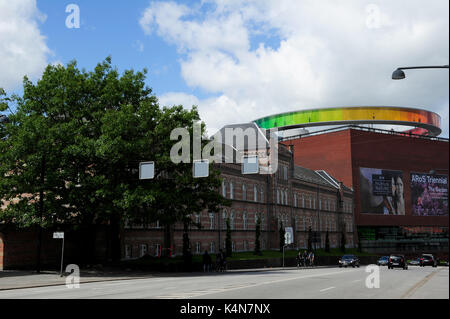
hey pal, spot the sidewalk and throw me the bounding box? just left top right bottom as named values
left=0, top=266, right=336, bottom=291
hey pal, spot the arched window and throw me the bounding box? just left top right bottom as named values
left=260, top=188, right=264, bottom=203
left=229, top=182, right=234, bottom=199
left=243, top=212, right=248, bottom=230
left=230, top=211, right=235, bottom=230
left=222, top=180, right=227, bottom=197
left=222, top=210, right=228, bottom=230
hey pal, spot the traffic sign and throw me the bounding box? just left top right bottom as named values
left=53, top=232, right=64, bottom=239
left=284, top=227, right=293, bottom=245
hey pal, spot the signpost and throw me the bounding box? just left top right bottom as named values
left=53, top=232, right=65, bottom=276
left=283, top=227, right=294, bottom=267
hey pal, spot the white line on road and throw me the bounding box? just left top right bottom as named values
left=319, top=286, right=336, bottom=292
left=352, top=280, right=361, bottom=283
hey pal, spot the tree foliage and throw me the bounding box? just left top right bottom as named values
left=0, top=58, right=230, bottom=261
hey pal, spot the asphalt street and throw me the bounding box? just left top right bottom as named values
left=0, top=266, right=447, bottom=299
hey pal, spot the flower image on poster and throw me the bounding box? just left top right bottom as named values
left=411, top=173, right=448, bottom=216
left=359, top=167, right=405, bottom=215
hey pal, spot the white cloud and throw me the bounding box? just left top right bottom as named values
left=141, top=0, right=449, bottom=137
left=0, top=0, right=51, bottom=91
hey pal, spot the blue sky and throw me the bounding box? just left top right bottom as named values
left=0, top=0, right=449, bottom=137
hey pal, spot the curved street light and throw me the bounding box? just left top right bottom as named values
left=392, top=65, right=449, bottom=79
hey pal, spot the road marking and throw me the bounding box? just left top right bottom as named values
left=401, top=268, right=441, bottom=299
left=352, top=279, right=361, bottom=283
left=319, top=286, right=335, bottom=292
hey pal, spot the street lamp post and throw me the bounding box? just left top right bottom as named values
left=392, top=65, right=449, bottom=80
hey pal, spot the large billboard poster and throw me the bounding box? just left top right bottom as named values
left=359, top=167, right=405, bottom=215
left=411, top=173, right=448, bottom=216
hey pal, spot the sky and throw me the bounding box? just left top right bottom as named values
left=0, top=0, right=448, bottom=137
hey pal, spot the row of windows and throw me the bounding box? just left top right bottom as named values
left=124, top=240, right=268, bottom=259
left=278, top=190, right=353, bottom=214
left=222, top=180, right=265, bottom=202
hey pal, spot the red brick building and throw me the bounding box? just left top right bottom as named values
left=283, top=126, right=449, bottom=253
left=121, top=144, right=355, bottom=260
left=0, top=143, right=355, bottom=269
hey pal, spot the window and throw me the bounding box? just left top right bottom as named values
left=155, top=244, right=161, bottom=257
left=244, top=240, right=249, bottom=251
left=260, top=213, right=265, bottom=230
left=195, top=213, right=201, bottom=225
left=210, top=242, right=215, bottom=253
left=140, top=244, right=148, bottom=257
left=302, top=194, right=305, bottom=208
left=196, top=242, right=201, bottom=254
left=254, top=185, right=258, bottom=202
left=222, top=180, right=226, bottom=197
left=232, top=242, right=236, bottom=252
left=243, top=212, right=248, bottom=230
left=209, top=213, right=215, bottom=230
left=261, top=240, right=265, bottom=250
left=242, top=184, right=247, bottom=200
left=230, top=211, right=235, bottom=230
left=283, top=166, right=288, bottom=180
left=125, top=244, right=132, bottom=259
left=277, top=189, right=280, bottom=204
left=319, top=199, right=322, bottom=210
left=230, top=182, right=234, bottom=199
left=222, top=210, right=228, bottom=230
left=294, top=193, right=298, bottom=207
left=260, top=188, right=264, bottom=203
left=285, top=191, right=288, bottom=205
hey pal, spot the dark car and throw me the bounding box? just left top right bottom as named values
left=388, top=255, right=408, bottom=270
left=339, top=255, right=360, bottom=268
left=377, top=256, right=389, bottom=266
left=420, top=254, right=437, bottom=267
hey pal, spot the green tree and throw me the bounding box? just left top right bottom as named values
left=0, top=57, right=230, bottom=267
left=279, top=221, right=285, bottom=252
left=325, top=230, right=330, bottom=252
left=254, top=215, right=261, bottom=255
left=225, top=218, right=232, bottom=257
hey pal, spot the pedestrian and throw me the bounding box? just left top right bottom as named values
left=296, top=251, right=302, bottom=268
left=311, top=251, right=315, bottom=267
left=216, top=250, right=223, bottom=272
left=303, top=250, right=308, bottom=267
left=203, top=250, right=212, bottom=272
left=221, top=249, right=227, bottom=272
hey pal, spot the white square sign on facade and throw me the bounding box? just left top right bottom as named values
left=193, top=159, right=209, bottom=178
left=242, top=155, right=259, bottom=174
left=139, top=161, right=155, bottom=180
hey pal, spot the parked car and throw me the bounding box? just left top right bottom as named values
left=388, top=255, right=408, bottom=270
left=420, top=254, right=437, bottom=267
left=377, top=256, right=389, bottom=266
left=339, top=255, right=360, bottom=268
left=408, top=258, right=421, bottom=266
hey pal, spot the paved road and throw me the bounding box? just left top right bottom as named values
left=0, top=266, right=447, bottom=299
